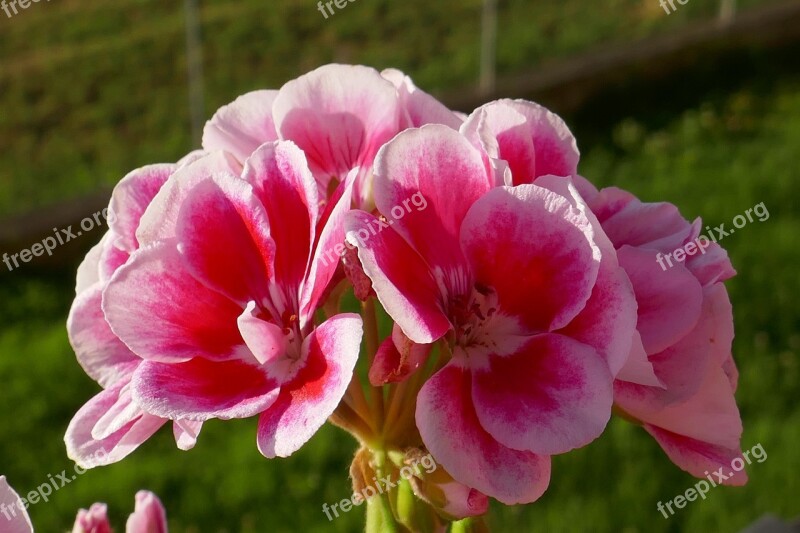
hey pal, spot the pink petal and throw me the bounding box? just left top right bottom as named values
left=244, top=141, right=318, bottom=295
left=615, top=283, right=733, bottom=411
left=593, top=189, right=692, bottom=251
left=644, top=425, right=747, bottom=486
left=460, top=184, right=599, bottom=333
left=345, top=210, right=451, bottom=344
left=472, top=334, right=613, bottom=455
left=65, top=380, right=166, bottom=469
left=75, top=238, right=105, bottom=295
left=125, top=491, right=168, bottom=533
left=237, top=301, right=288, bottom=365
left=684, top=219, right=737, bottom=286
left=108, top=164, right=175, bottom=252
left=132, top=357, right=280, bottom=421
left=76, top=234, right=128, bottom=295
left=202, top=90, right=279, bottom=162
left=617, top=245, right=703, bottom=354
left=68, top=284, right=140, bottom=388
left=368, top=324, right=431, bottom=386
left=638, top=364, right=742, bottom=449
left=173, top=420, right=203, bottom=451
left=416, top=363, right=551, bottom=505
left=98, top=236, right=130, bottom=282
left=103, top=243, right=245, bottom=363
left=461, top=99, right=579, bottom=184
left=372, top=125, right=491, bottom=296
left=257, top=314, right=363, bottom=458
left=535, top=175, right=637, bottom=374
left=0, top=476, right=33, bottom=533
left=72, top=503, right=111, bottom=533
left=649, top=287, right=733, bottom=405
left=136, top=151, right=242, bottom=246
left=177, top=174, right=276, bottom=307
left=584, top=185, right=635, bottom=221
left=614, top=331, right=663, bottom=387
left=273, top=64, right=401, bottom=204
left=701, top=284, right=737, bottom=388
left=91, top=382, right=143, bottom=440
left=437, top=486, right=489, bottom=520
left=557, top=255, right=638, bottom=376
left=686, top=240, right=737, bottom=287
left=572, top=174, right=600, bottom=204
left=381, top=68, right=463, bottom=129
left=299, top=169, right=356, bottom=323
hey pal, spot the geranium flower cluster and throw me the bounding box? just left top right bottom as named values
left=56, top=64, right=743, bottom=530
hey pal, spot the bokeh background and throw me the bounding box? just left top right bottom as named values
left=1, top=0, right=798, bottom=531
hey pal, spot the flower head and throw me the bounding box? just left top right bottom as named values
left=346, top=124, right=637, bottom=503
left=103, top=142, right=363, bottom=458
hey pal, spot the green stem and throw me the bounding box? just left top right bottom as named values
left=451, top=516, right=490, bottom=533
left=366, top=450, right=401, bottom=533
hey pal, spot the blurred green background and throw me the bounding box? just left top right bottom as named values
left=0, top=0, right=797, bottom=531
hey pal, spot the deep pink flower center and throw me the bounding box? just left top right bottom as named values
left=449, top=283, right=500, bottom=349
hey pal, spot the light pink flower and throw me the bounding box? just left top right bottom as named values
left=72, top=503, right=111, bottom=533
left=102, top=141, right=363, bottom=458
left=125, top=491, right=168, bottom=533
left=70, top=490, right=167, bottom=533
left=66, top=155, right=205, bottom=469
left=346, top=125, right=637, bottom=504
left=580, top=184, right=745, bottom=485
left=202, top=64, right=462, bottom=209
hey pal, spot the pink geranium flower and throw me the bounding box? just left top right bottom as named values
left=346, top=124, right=637, bottom=504
left=124, top=491, right=168, bottom=533
left=72, top=503, right=112, bottom=533
left=458, top=97, right=745, bottom=485
left=202, top=64, right=462, bottom=209
left=66, top=156, right=205, bottom=469
left=102, top=141, right=362, bottom=458
left=580, top=184, right=745, bottom=485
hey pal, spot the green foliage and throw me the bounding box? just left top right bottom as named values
left=0, top=0, right=780, bottom=216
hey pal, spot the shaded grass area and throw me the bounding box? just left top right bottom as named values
left=0, top=76, right=797, bottom=530
left=0, top=0, right=781, bottom=216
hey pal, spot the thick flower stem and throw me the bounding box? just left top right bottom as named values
left=366, top=450, right=401, bottom=533
left=366, top=493, right=401, bottom=533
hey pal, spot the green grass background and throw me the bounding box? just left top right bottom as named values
left=1, top=0, right=798, bottom=531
